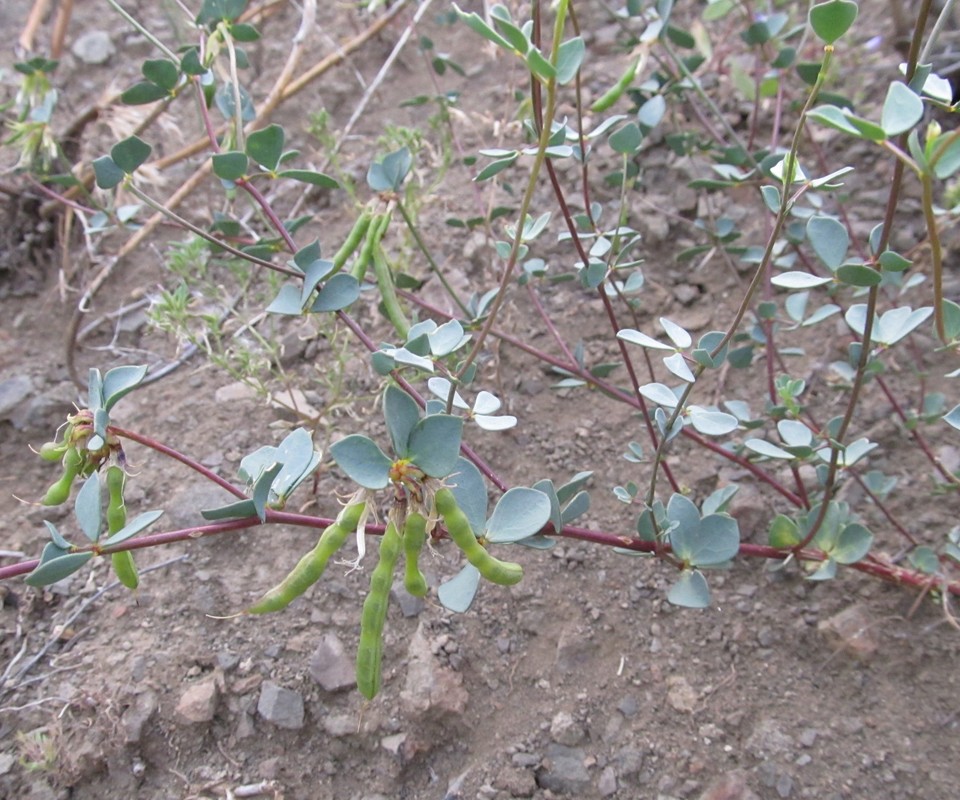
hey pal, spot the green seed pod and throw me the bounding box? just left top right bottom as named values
left=104, top=465, right=138, bottom=589
left=435, top=488, right=523, bottom=586
left=331, top=211, right=373, bottom=274
left=111, top=551, right=139, bottom=590
left=590, top=56, right=640, bottom=113
left=246, top=502, right=365, bottom=615
left=38, top=441, right=67, bottom=462
left=105, top=466, right=126, bottom=533
left=356, top=520, right=402, bottom=700
left=41, top=447, right=83, bottom=506
left=351, top=211, right=390, bottom=281
left=402, top=512, right=429, bottom=598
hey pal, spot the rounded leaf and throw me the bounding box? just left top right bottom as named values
left=485, top=488, right=551, bottom=543
left=667, top=569, right=711, bottom=608
left=832, top=523, right=873, bottom=564
left=809, top=0, right=858, bottom=44
left=438, top=563, right=481, bottom=613
left=111, top=136, right=152, bottom=174
left=407, top=415, right=463, bottom=477
left=329, top=435, right=392, bottom=489
left=384, top=385, right=420, bottom=456
left=881, top=82, right=923, bottom=138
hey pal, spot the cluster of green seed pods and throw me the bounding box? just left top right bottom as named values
left=246, top=502, right=366, bottom=615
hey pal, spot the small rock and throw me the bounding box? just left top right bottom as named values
left=0, top=375, right=33, bottom=424
left=270, top=388, right=320, bottom=419
left=322, top=713, right=357, bottom=737
left=400, top=625, right=468, bottom=720
left=798, top=728, right=818, bottom=748
left=309, top=632, right=355, bottom=693
left=72, top=30, right=115, bottom=65
left=214, top=381, right=258, bottom=404
left=536, top=744, right=591, bottom=795
left=598, top=765, right=618, bottom=797
left=550, top=711, right=586, bottom=746
left=121, top=689, right=158, bottom=744
left=493, top=766, right=538, bottom=797
left=257, top=681, right=304, bottom=729
left=614, top=746, right=644, bottom=778
left=393, top=585, right=425, bottom=618
left=555, top=622, right=593, bottom=672
left=617, top=695, right=639, bottom=717
left=818, top=604, right=879, bottom=659
left=176, top=677, right=218, bottom=724
left=666, top=675, right=698, bottom=713
left=0, top=752, right=17, bottom=775
left=698, top=771, right=760, bottom=800
left=381, top=732, right=407, bottom=755
left=745, top=718, right=794, bottom=759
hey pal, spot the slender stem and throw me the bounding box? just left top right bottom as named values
left=111, top=425, right=246, bottom=500
left=396, top=200, right=471, bottom=317
left=105, top=0, right=179, bottom=61
left=125, top=184, right=300, bottom=276
left=454, top=0, right=569, bottom=383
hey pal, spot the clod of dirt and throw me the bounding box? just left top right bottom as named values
left=121, top=689, right=159, bottom=744
left=698, top=770, right=760, bottom=800
left=71, top=31, right=115, bottom=65
left=666, top=675, right=698, bottom=713
left=818, top=603, right=879, bottom=659
left=175, top=675, right=219, bottom=725
left=399, top=624, right=467, bottom=720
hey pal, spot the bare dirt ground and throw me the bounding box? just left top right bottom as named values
left=1, top=3, right=959, bottom=800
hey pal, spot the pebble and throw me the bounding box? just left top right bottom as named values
left=617, top=695, right=639, bottom=718
left=818, top=604, right=879, bottom=659
left=550, top=710, right=586, bottom=746
left=0, top=375, right=33, bottom=424
left=309, top=632, right=355, bottom=693
left=666, top=675, right=698, bottom=713
left=322, top=713, right=357, bottom=737
left=393, top=584, right=425, bottom=618
left=121, top=689, right=158, bottom=744
left=72, top=30, right=115, bottom=65
left=555, top=622, right=594, bottom=672
left=175, top=676, right=218, bottom=724
left=698, top=770, right=760, bottom=800
left=598, top=765, right=618, bottom=797
left=536, top=744, right=591, bottom=795
left=400, top=624, right=468, bottom=719
left=745, top=718, right=794, bottom=759
left=493, top=767, right=538, bottom=798
left=257, top=681, right=304, bottom=729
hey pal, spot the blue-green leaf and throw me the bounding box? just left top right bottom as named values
left=102, top=365, right=148, bottom=411
left=438, top=563, right=482, bottom=613
left=101, top=510, right=164, bottom=547
left=807, top=215, right=849, bottom=269
left=384, top=385, right=420, bottom=456
left=25, top=551, right=93, bottom=587
left=485, top=488, right=551, bottom=543
left=330, top=435, right=393, bottom=490
left=311, top=273, right=360, bottom=312
left=556, top=37, right=585, bottom=84
left=667, top=569, right=711, bottom=607
left=450, top=458, right=489, bottom=536
left=831, top=522, right=873, bottom=564
left=75, top=473, right=102, bottom=543
left=809, top=0, right=858, bottom=44
left=407, top=415, right=463, bottom=477
left=245, top=124, right=284, bottom=172
left=880, top=82, right=923, bottom=137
